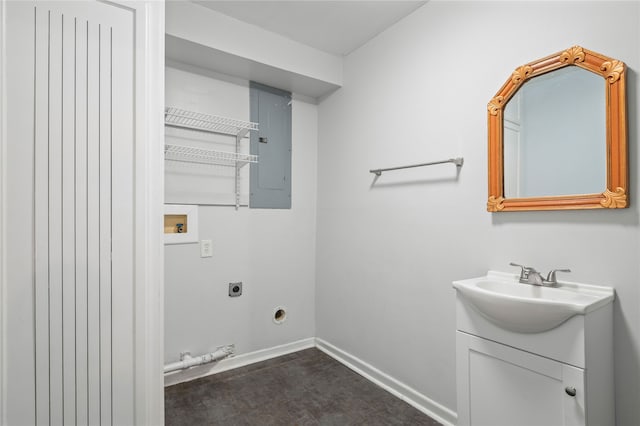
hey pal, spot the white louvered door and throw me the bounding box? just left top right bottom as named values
left=4, top=1, right=139, bottom=424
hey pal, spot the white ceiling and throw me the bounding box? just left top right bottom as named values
left=192, top=1, right=427, bottom=56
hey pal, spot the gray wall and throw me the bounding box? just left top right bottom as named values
left=316, top=2, right=639, bottom=424
left=164, top=66, right=318, bottom=366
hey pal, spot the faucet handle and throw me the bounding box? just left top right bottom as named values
left=509, top=262, right=524, bottom=275
left=546, top=268, right=571, bottom=283
left=510, top=262, right=533, bottom=279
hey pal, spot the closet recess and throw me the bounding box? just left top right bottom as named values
left=164, top=107, right=259, bottom=209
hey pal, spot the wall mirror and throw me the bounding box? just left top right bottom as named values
left=487, top=46, right=627, bottom=212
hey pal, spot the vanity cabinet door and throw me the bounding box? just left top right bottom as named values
left=456, top=332, right=585, bottom=426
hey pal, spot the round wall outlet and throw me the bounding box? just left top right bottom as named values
left=229, top=282, right=242, bottom=297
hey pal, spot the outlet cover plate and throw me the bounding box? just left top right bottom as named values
left=200, top=240, right=213, bottom=257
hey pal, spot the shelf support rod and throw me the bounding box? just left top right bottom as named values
left=370, top=157, right=464, bottom=176
left=235, top=134, right=241, bottom=210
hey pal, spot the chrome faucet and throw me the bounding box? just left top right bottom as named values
left=510, top=263, right=571, bottom=287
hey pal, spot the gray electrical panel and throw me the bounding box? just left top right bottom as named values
left=249, top=82, right=292, bottom=209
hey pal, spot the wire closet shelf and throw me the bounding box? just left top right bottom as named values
left=164, top=107, right=260, bottom=167
left=165, top=107, right=259, bottom=136
left=164, top=144, right=257, bottom=167
left=164, top=107, right=260, bottom=210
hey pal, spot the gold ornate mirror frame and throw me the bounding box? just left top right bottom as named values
left=487, top=46, right=627, bottom=212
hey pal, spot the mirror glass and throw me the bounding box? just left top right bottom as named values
left=503, top=66, right=605, bottom=198
left=487, top=45, right=627, bottom=212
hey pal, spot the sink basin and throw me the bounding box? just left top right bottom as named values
left=453, top=271, right=614, bottom=333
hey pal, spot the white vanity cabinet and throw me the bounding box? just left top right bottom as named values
left=454, top=273, right=614, bottom=426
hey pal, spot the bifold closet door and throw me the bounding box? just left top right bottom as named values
left=5, top=1, right=135, bottom=424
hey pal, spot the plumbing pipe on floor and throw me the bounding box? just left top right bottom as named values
left=164, top=345, right=235, bottom=374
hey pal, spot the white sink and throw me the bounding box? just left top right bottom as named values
left=453, top=271, right=614, bottom=333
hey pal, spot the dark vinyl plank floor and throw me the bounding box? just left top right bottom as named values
left=165, top=348, right=442, bottom=426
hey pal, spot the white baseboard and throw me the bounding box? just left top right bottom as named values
left=164, top=337, right=315, bottom=387
left=315, top=338, right=457, bottom=426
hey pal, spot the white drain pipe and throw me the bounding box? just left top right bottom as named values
left=164, top=345, right=235, bottom=374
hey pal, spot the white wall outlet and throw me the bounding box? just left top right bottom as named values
left=200, top=239, right=213, bottom=257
